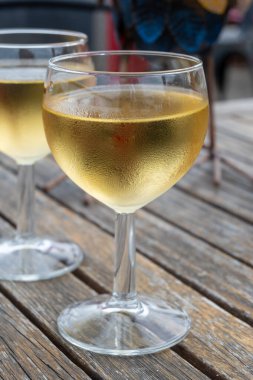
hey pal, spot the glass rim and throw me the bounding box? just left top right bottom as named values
left=48, top=50, right=203, bottom=76
left=0, top=28, right=88, bottom=49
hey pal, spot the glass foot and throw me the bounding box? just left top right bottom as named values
left=0, top=235, right=83, bottom=281
left=58, top=294, right=191, bottom=356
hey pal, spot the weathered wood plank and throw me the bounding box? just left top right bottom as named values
left=0, top=220, right=209, bottom=380
left=217, top=132, right=253, bottom=167
left=147, top=187, right=253, bottom=266
left=207, top=102, right=253, bottom=169
left=216, top=115, right=253, bottom=143
left=3, top=153, right=248, bottom=268
left=46, top=167, right=253, bottom=269
left=1, top=153, right=253, bottom=317
left=1, top=225, right=253, bottom=380
left=0, top=293, right=90, bottom=380
left=33, top=157, right=253, bottom=253
left=0, top=168, right=253, bottom=379
left=178, top=164, right=253, bottom=223
left=214, top=99, right=253, bottom=132
left=0, top=276, right=210, bottom=380
left=214, top=98, right=253, bottom=116
left=1, top=161, right=253, bottom=322
left=1, top=149, right=252, bottom=225
left=0, top=93, right=253, bottom=379
left=235, top=113, right=253, bottom=123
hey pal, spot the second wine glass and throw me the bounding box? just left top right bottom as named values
left=0, top=29, right=87, bottom=281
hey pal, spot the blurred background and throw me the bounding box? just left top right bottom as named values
left=213, top=0, right=253, bottom=100
left=0, top=0, right=252, bottom=100
left=0, top=0, right=111, bottom=50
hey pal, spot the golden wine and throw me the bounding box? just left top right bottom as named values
left=43, top=86, right=208, bottom=213
left=0, top=68, right=49, bottom=164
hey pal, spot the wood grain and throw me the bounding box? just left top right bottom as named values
left=12, top=160, right=253, bottom=324
left=0, top=97, right=253, bottom=379
left=0, top=293, right=90, bottom=380
left=177, top=164, right=253, bottom=224
left=26, top=157, right=253, bottom=266
left=216, top=116, right=253, bottom=144
left=0, top=192, right=208, bottom=380
left=1, top=236, right=253, bottom=380
left=0, top=273, right=209, bottom=380
left=1, top=150, right=253, bottom=223
left=214, top=98, right=253, bottom=117
left=147, top=187, right=253, bottom=266
left=0, top=166, right=252, bottom=379
left=217, top=132, right=253, bottom=167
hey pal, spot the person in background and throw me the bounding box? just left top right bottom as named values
left=112, top=0, right=234, bottom=55
left=110, top=0, right=235, bottom=184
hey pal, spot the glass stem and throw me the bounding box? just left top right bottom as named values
left=17, top=165, right=35, bottom=237
left=112, top=213, right=137, bottom=302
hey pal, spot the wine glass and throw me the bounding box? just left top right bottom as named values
left=0, top=29, right=88, bottom=281
left=43, top=51, right=209, bottom=355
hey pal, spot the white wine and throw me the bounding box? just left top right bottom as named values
left=0, top=68, right=49, bottom=164
left=43, top=85, right=208, bottom=213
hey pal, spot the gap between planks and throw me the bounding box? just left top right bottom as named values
left=0, top=217, right=211, bottom=380
left=0, top=280, right=105, bottom=380
left=37, top=173, right=253, bottom=269
left=0, top=266, right=224, bottom=380
left=146, top=198, right=253, bottom=270
left=0, top=195, right=252, bottom=379
left=0, top=293, right=93, bottom=380
left=38, top=188, right=253, bottom=326
left=0, top=267, right=212, bottom=380
left=1, top=152, right=252, bottom=228
left=176, top=180, right=253, bottom=227
left=0, top=160, right=253, bottom=327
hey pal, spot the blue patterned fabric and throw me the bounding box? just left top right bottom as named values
left=114, top=0, right=232, bottom=54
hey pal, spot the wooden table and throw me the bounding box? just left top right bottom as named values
left=1, top=98, right=253, bottom=379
